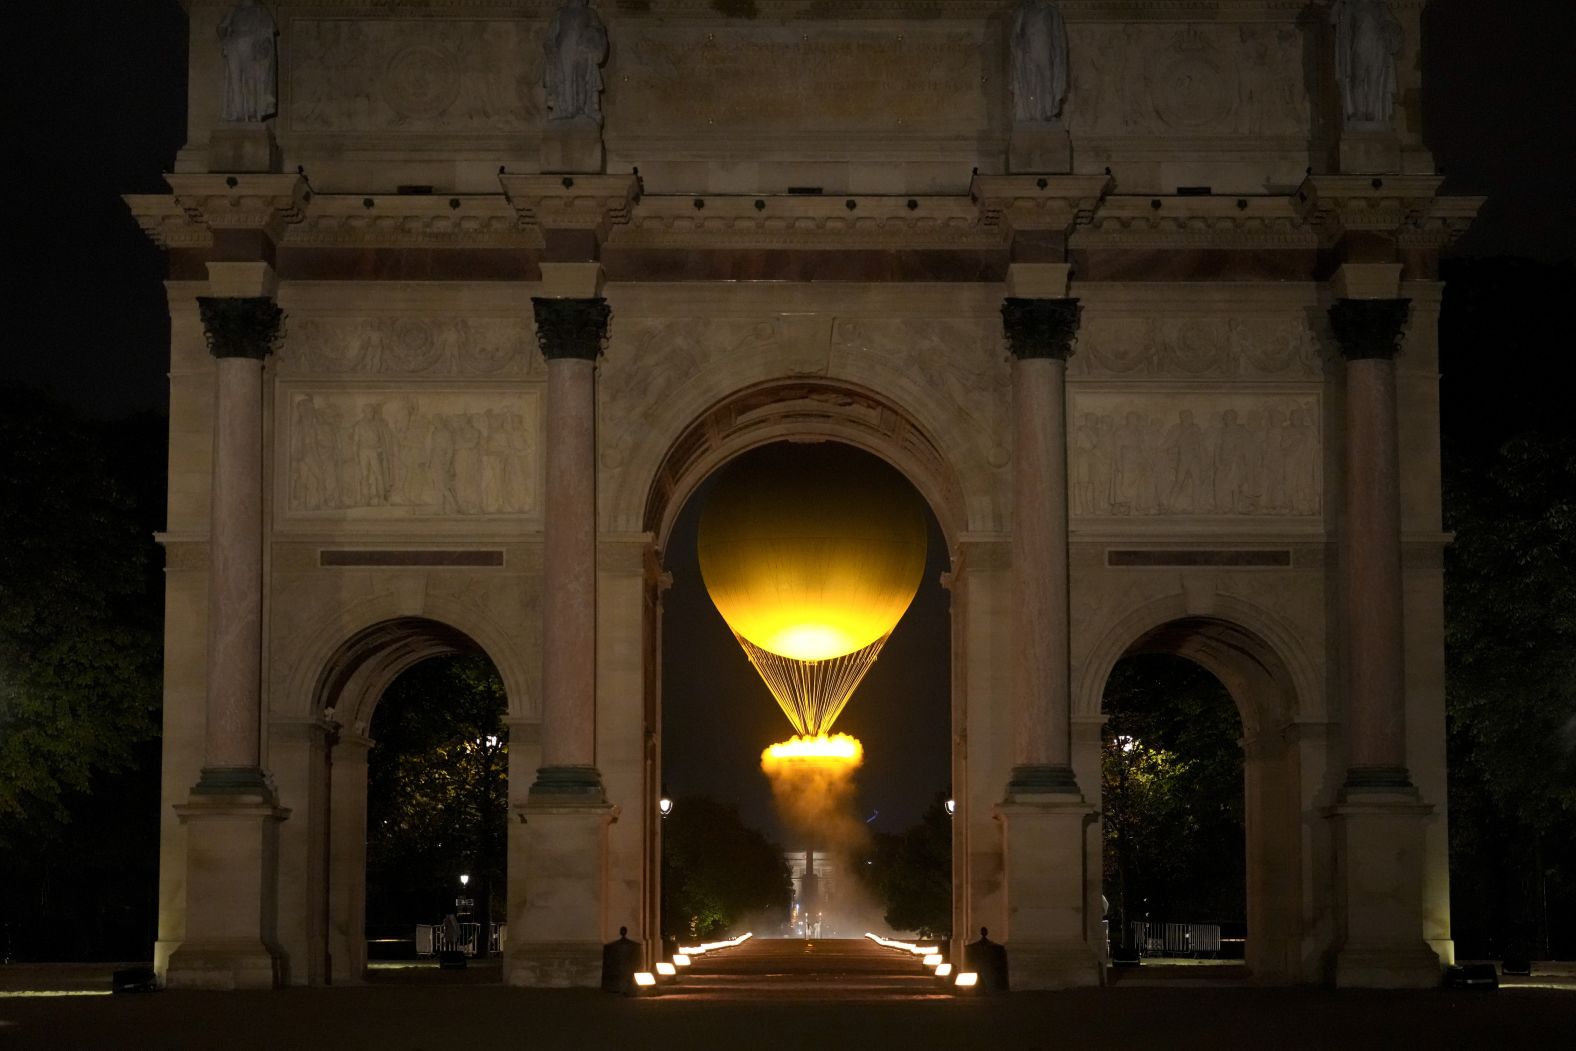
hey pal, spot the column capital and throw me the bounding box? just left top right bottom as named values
left=1002, top=297, right=1081, bottom=361
left=196, top=296, right=284, bottom=360
left=1328, top=298, right=1411, bottom=361
left=532, top=296, right=610, bottom=362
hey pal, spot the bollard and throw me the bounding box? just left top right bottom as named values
left=963, top=927, right=1009, bottom=992
left=601, top=926, right=643, bottom=994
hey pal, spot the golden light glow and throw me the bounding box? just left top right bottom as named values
left=762, top=733, right=864, bottom=765
left=672, top=954, right=691, bottom=967
left=935, top=963, right=954, bottom=978
left=923, top=954, right=943, bottom=966
left=656, top=962, right=677, bottom=977
left=634, top=972, right=657, bottom=987
left=699, top=447, right=927, bottom=736
left=955, top=972, right=979, bottom=988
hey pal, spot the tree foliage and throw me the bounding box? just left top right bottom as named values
left=662, top=796, right=791, bottom=939
left=365, top=655, right=508, bottom=929
left=865, top=790, right=952, bottom=937
left=0, top=389, right=161, bottom=827
left=1101, top=655, right=1244, bottom=931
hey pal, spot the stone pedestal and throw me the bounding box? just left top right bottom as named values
left=1337, top=126, right=1402, bottom=174
left=1333, top=792, right=1441, bottom=988
left=164, top=791, right=290, bottom=990
left=998, top=799, right=1103, bottom=989
left=506, top=802, right=618, bottom=987
left=541, top=118, right=605, bottom=174
left=209, top=123, right=282, bottom=174
left=1009, top=121, right=1071, bottom=174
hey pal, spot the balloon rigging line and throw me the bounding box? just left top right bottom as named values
left=736, top=631, right=891, bottom=737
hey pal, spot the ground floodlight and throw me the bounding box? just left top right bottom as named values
left=633, top=972, right=657, bottom=988
left=673, top=954, right=691, bottom=967
left=656, top=962, right=677, bottom=977
left=923, top=954, right=943, bottom=966
left=935, top=963, right=953, bottom=979
left=955, top=971, right=979, bottom=988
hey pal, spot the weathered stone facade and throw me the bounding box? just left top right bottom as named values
left=129, top=0, right=1477, bottom=990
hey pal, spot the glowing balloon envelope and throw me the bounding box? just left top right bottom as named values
left=698, top=445, right=926, bottom=736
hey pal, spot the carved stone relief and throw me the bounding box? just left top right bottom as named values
left=1068, top=393, right=1321, bottom=518
left=276, top=317, right=535, bottom=377
left=284, top=390, right=541, bottom=518
left=1069, top=316, right=1324, bottom=379
left=609, top=26, right=987, bottom=138
left=287, top=19, right=543, bottom=133
left=1068, top=23, right=1308, bottom=138
left=830, top=318, right=1010, bottom=463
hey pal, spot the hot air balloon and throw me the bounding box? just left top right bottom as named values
left=698, top=444, right=927, bottom=737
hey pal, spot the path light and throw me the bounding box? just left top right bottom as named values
left=955, top=971, right=979, bottom=988
left=655, top=961, right=677, bottom=979
left=672, top=954, right=691, bottom=968
left=923, top=953, right=943, bottom=967
left=935, top=963, right=953, bottom=979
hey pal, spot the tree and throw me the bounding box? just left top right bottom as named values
left=365, top=655, right=508, bottom=937
left=1101, top=654, right=1245, bottom=943
left=865, top=790, right=952, bottom=937
left=662, top=796, right=790, bottom=939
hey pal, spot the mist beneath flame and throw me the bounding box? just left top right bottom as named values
left=761, top=734, right=866, bottom=840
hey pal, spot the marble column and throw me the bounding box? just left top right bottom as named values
left=529, top=296, right=609, bottom=797
left=994, top=294, right=1102, bottom=989
left=165, top=293, right=289, bottom=990
left=1328, top=293, right=1441, bottom=987
left=195, top=296, right=280, bottom=791
left=1002, top=296, right=1082, bottom=796
left=1330, top=296, right=1412, bottom=790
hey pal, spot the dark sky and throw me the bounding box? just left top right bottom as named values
left=6, top=2, right=1571, bottom=842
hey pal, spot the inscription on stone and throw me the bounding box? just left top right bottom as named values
left=287, top=19, right=543, bottom=133
left=277, top=317, right=535, bottom=377
left=1069, top=393, right=1320, bottom=518
left=611, top=27, right=988, bottom=137
left=285, top=390, right=540, bottom=519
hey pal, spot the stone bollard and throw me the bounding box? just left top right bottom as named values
left=964, top=927, right=1010, bottom=992
left=601, top=926, right=642, bottom=994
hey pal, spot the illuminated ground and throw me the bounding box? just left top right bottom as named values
left=2, top=952, right=1572, bottom=1049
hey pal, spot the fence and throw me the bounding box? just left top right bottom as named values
left=415, top=922, right=507, bottom=957
left=1130, top=922, right=1222, bottom=958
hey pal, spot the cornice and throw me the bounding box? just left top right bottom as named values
left=284, top=193, right=540, bottom=248
left=1294, top=174, right=1458, bottom=245
left=124, top=194, right=214, bottom=250
left=1073, top=193, right=1317, bottom=249
left=499, top=173, right=641, bottom=235
left=608, top=193, right=999, bottom=251
left=166, top=173, right=309, bottom=239
left=971, top=174, right=1114, bottom=235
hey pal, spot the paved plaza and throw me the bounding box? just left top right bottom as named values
left=4, top=941, right=1572, bottom=1050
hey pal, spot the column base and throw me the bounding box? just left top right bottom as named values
left=505, top=941, right=604, bottom=988
left=997, top=796, right=1103, bottom=990
left=165, top=938, right=288, bottom=990
left=505, top=798, right=618, bottom=988
left=1006, top=763, right=1082, bottom=799
left=530, top=764, right=605, bottom=801
left=1008, top=942, right=1105, bottom=990
left=1330, top=786, right=1441, bottom=989
left=164, top=787, right=291, bottom=989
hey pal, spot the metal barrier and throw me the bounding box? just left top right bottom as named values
left=415, top=922, right=506, bottom=957
left=1129, top=921, right=1222, bottom=958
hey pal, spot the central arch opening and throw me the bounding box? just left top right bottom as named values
left=657, top=438, right=953, bottom=975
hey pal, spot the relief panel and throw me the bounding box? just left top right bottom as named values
left=607, top=25, right=991, bottom=140
left=281, top=388, right=541, bottom=522
left=1068, top=23, right=1310, bottom=138
left=285, top=18, right=544, bottom=134
left=1069, top=316, right=1324, bottom=379
left=1069, top=392, right=1321, bottom=518
left=276, top=316, right=536, bottom=377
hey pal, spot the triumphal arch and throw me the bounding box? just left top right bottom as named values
left=128, top=0, right=1479, bottom=990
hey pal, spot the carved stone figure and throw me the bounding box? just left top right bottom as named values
left=1332, top=0, right=1403, bottom=124
left=543, top=0, right=609, bottom=123
left=218, top=0, right=278, bottom=122
left=1010, top=1, right=1069, bottom=122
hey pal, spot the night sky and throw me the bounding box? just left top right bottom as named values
left=7, top=2, right=1572, bottom=844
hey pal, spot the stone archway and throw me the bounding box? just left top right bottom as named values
left=639, top=378, right=969, bottom=945
left=1079, top=601, right=1310, bottom=982
left=304, top=617, right=520, bottom=985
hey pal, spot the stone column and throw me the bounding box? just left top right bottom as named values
left=1002, top=295, right=1081, bottom=796
left=165, top=291, right=290, bottom=990
left=993, top=277, right=1102, bottom=990
left=1328, top=286, right=1441, bottom=988
left=510, top=283, right=618, bottom=988
left=530, top=295, right=609, bottom=798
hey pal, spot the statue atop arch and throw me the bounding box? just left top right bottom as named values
left=217, top=0, right=277, bottom=123
left=543, top=0, right=609, bottom=124
left=1010, top=0, right=1069, bottom=123
left=1331, top=0, right=1403, bottom=125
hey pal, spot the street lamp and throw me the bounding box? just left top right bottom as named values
left=944, top=799, right=956, bottom=817
left=658, top=796, right=673, bottom=818
left=459, top=874, right=470, bottom=888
